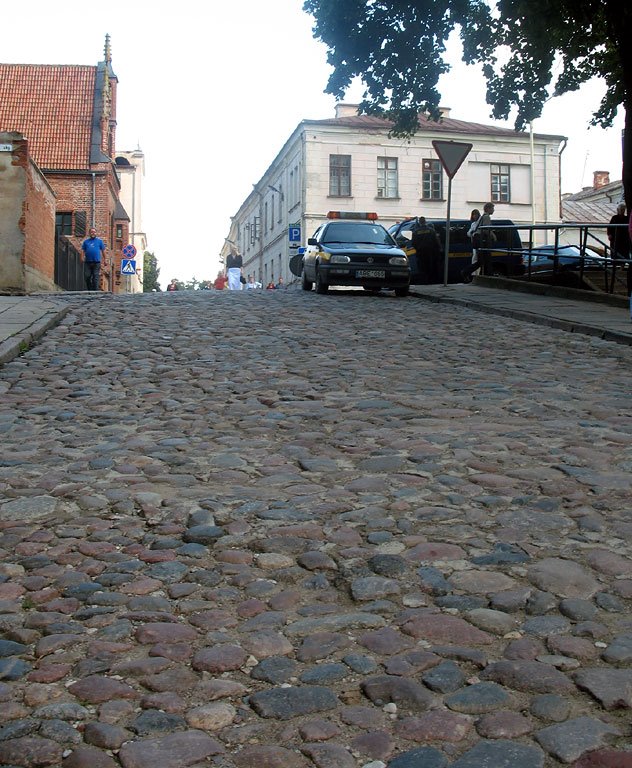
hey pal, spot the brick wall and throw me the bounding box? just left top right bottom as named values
left=23, top=158, right=56, bottom=292
left=0, top=131, right=56, bottom=293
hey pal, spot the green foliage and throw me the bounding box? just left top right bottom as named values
left=304, top=0, right=632, bottom=203
left=142, top=251, right=161, bottom=292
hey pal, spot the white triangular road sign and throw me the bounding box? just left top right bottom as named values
left=432, top=140, right=472, bottom=179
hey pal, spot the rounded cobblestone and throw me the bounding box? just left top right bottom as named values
left=0, top=291, right=630, bottom=767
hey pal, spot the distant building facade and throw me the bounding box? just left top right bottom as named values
left=221, top=104, right=566, bottom=285
left=115, top=149, right=147, bottom=293
left=0, top=37, right=132, bottom=293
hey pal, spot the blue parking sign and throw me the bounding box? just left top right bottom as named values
left=289, top=226, right=301, bottom=243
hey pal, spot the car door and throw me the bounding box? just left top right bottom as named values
left=303, top=225, right=323, bottom=280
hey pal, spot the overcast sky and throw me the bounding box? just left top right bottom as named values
left=1, top=0, right=624, bottom=287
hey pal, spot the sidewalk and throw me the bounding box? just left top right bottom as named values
left=0, top=295, right=70, bottom=364
left=0, top=281, right=630, bottom=367
left=410, top=277, right=632, bottom=346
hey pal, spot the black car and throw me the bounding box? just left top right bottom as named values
left=301, top=213, right=411, bottom=296
left=520, top=244, right=608, bottom=274
left=389, top=218, right=524, bottom=283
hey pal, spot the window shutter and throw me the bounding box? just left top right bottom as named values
left=75, top=211, right=87, bottom=237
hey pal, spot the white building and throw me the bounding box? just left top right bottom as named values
left=115, top=148, right=147, bottom=293
left=221, top=105, right=566, bottom=285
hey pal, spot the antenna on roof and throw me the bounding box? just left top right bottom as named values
left=104, top=34, right=112, bottom=64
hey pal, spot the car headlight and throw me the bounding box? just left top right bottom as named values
left=389, top=256, right=408, bottom=266
left=330, top=254, right=351, bottom=264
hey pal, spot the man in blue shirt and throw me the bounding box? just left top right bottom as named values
left=81, top=227, right=106, bottom=291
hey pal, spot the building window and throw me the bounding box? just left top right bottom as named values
left=377, top=157, right=398, bottom=198
left=491, top=164, right=510, bottom=202
left=422, top=159, right=443, bottom=199
left=329, top=155, right=351, bottom=197
left=116, top=224, right=123, bottom=239
left=55, top=212, right=73, bottom=236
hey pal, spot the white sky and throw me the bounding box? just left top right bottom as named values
left=2, top=0, right=624, bottom=287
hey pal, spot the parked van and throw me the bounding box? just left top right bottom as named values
left=388, top=218, right=524, bottom=284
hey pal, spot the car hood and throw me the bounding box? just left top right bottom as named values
left=320, top=243, right=405, bottom=256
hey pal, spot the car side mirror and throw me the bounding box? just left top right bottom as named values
left=307, top=237, right=318, bottom=246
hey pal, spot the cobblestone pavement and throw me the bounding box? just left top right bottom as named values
left=0, top=289, right=631, bottom=768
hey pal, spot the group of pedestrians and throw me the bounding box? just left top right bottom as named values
left=219, top=250, right=286, bottom=291
left=408, top=202, right=497, bottom=284
left=461, top=202, right=497, bottom=283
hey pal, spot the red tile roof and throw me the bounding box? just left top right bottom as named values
left=0, top=64, right=96, bottom=170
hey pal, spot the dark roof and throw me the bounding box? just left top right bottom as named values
left=561, top=179, right=624, bottom=223
left=562, top=179, right=623, bottom=203
left=113, top=199, right=130, bottom=221
left=307, top=112, right=565, bottom=142
left=0, top=63, right=96, bottom=169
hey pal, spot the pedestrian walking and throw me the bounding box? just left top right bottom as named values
left=226, top=251, right=243, bottom=291
left=462, top=202, right=496, bottom=282
left=81, top=227, right=106, bottom=291
left=213, top=272, right=228, bottom=290
left=245, top=275, right=261, bottom=290
left=608, top=203, right=631, bottom=283
left=467, top=208, right=482, bottom=275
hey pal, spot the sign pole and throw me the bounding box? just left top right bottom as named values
left=443, top=176, right=452, bottom=287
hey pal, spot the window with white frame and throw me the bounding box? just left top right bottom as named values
left=491, top=164, right=510, bottom=202
left=377, top=157, right=398, bottom=198
left=422, top=159, right=443, bottom=200
left=329, top=155, right=351, bottom=196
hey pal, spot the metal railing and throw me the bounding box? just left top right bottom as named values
left=480, top=222, right=630, bottom=295
left=54, top=232, right=84, bottom=291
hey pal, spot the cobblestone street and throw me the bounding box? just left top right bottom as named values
left=0, top=289, right=631, bottom=768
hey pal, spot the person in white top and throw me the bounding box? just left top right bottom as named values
left=245, top=274, right=262, bottom=290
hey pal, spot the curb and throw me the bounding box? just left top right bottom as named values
left=0, top=306, right=70, bottom=365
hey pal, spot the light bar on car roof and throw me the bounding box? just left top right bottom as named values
left=327, top=211, right=378, bottom=220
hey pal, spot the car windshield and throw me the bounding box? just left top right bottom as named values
left=321, top=222, right=395, bottom=246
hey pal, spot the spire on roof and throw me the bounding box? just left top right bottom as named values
left=104, top=34, right=111, bottom=64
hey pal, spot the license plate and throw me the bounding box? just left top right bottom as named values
left=356, top=270, right=385, bottom=278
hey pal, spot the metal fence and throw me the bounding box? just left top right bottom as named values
left=483, top=223, right=630, bottom=295
left=54, top=232, right=84, bottom=291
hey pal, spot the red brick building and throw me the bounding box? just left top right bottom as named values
left=0, top=36, right=129, bottom=292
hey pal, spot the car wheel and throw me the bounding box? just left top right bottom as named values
left=301, top=269, right=313, bottom=291
left=315, top=267, right=328, bottom=294
left=394, top=286, right=409, bottom=297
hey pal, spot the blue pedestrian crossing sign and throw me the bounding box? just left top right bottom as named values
left=121, top=259, right=136, bottom=275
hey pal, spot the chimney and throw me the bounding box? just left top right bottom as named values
left=439, top=107, right=451, bottom=118
left=335, top=103, right=360, bottom=119
left=593, top=171, right=610, bottom=189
